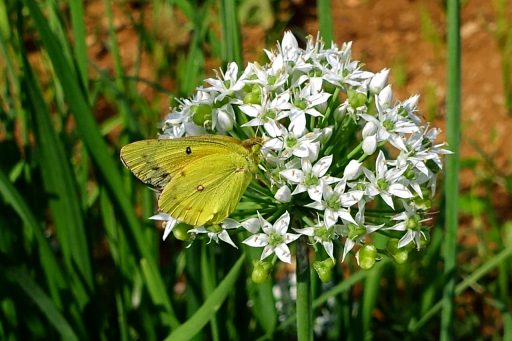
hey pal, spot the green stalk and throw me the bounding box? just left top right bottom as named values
left=219, top=0, right=241, bottom=65
left=441, top=1, right=460, bottom=340
left=296, top=236, right=313, bottom=341
left=317, top=0, right=333, bottom=45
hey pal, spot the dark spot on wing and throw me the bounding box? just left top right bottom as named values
left=185, top=146, right=192, bottom=155
left=180, top=171, right=186, bottom=177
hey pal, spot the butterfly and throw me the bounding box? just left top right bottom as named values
left=120, top=135, right=262, bottom=226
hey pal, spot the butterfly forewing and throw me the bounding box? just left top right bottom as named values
left=120, top=135, right=248, bottom=189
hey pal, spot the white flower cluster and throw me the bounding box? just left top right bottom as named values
left=154, top=32, right=449, bottom=268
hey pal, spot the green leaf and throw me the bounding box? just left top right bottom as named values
left=3, top=267, right=79, bottom=341
left=165, top=254, right=246, bottom=341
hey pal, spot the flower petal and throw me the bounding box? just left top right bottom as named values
left=243, top=233, right=269, bottom=247
left=280, top=169, right=304, bottom=183
left=273, top=211, right=290, bottom=235
left=275, top=243, right=292, bottom=263
left=241, top=218, right=260, bottom=233
left=218, top=230, right=238, bottom=248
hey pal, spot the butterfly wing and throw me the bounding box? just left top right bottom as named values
left=120, top=135, right=248, bottom=189
left=159, top=151, right=254, bottom=226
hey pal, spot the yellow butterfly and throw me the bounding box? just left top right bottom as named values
left=120, top=135, right=262, bottom=226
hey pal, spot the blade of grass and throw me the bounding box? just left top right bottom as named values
left=25, top=0, right=177, bottom=327
left=201, top=245, right=220, bottom=341
left=441, top=0, right=461, bottom=340
left=3, top=267, right=79, bottom=341
left=317, top=0, right=333, bottom=45
left=164, top=254, right=246, bottom=341
left=0, top=169, right=65, bottom=308
left=68, top=0, right=87, bottom=87
left=409, top=243, right=512, bottom=331
left=21, top=48, right=93, bottom=302
left=220, top=0, right=242, bottom=64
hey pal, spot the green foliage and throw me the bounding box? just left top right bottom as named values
left=493, top=0, right=512, bottom=114
left=0, top=0, right=510, bottom=340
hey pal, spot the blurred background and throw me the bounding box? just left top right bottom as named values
left=1, top=0, right=511, bottom=340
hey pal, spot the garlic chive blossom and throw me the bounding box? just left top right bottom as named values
left=149, top=31, right=449, bottom=270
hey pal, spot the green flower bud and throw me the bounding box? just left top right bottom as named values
left=172, top=223, right=194, bottom=241
left=251, top=260, right=273, bottom=284
left=348, top=89, right=367, bottom=109
left=357, top=245, right=377, bottom=270
left=313, top=258, right=336, bottom=283
left=191, top=104, right=212, bottom=126
left=243, top=86, right=261, bottom=104
left=213, top=96, right=230, bottom=108
left=386, top=239, right=409, bottom=264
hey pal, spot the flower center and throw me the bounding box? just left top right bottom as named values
left=406, top=214, right=421, bottom=231
left=314, top=226, right=333, bottom=241
left=404, top=166, right=415, bottom=180
left=382, top=118, right=395, bottom=131
left=398, top=106, right=408, bottom=117
left=377, top=178, right=389, bottom=191
left=304, top=172, right=319, bottom=187
left=285, top=136, right=298, bottom=149
left=262, top=110, right=277, bottom=122
left=347, top=223, right=366, bottom=240
left=268, top=232, right=284, bottom=246
left=325, top=195, right=340, bottom=210
left=294, top=99, right=307, bottom=110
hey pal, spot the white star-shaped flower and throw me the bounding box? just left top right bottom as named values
left=337, top=202, right=383, bottom=262
left=386, top=201, right=429, bottom=250
left=280, top=155, right=341, bottom=201
left=306, top=181, right=362, bottom=226
left=363, top=151, right=413, bottom=209
left=294, top=215, right=340, bottom=261
left=242, top=211, right=300, bottom=263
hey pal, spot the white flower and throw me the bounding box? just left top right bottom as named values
left=360, top=101, right=419, bottom=152
left=205, top=62, right=250, bottom=101
left=294, top=216, right=339, bottom=261
left=306, top=181, right=361, bottom=226
left=274, top=185, right=292, bottom=203
left=288, top=83, right=331, bottom=136
left=280, top=155, right=341, bottom=201
left=363, top=151, right=413, bottom=209
left=242, top=211, right=300, bottom=263
left=343, top=160, right=363, bottom=180
left=338, top=202, right=383, bottom=261
left=264, top=125, right=321, bottom=161
left=386, top=202, right=429, bottom=250
left=377, top=85, right=393, bottom=110
left=188, top=219, right=240, bottom=248
left=369, top=68, right=389, bottom=94
left=240, top=90, right=292, bottom=136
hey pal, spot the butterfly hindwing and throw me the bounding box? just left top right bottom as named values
left=159, top=151, right=253, bottom=226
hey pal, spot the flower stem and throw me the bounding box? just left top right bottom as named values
left=296, top=236, right=313, bottom=341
